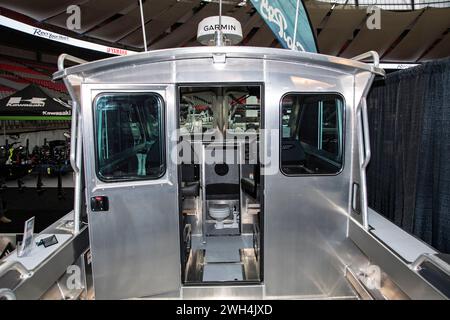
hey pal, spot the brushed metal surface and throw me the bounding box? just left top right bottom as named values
left=262, top=60, right=359, bottom=298
left=58, top=47, right=436, bottom=300
left=349, top=219, right=446, bottom=300
left=182, top=285, right=264, bottom=300
left=76, top=53, right=372, bottom=299
left=81, top=85, right=181, bottom=299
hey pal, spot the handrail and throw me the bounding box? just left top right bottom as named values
left=57, top=54, right=87, bottom=72
left=0, top=288, right=16, bottom=300
left=58, top=54, right=85, bottom=235
left=73, top=112, right=83, bottom=234
left=70, top=101, right=79, bottom=174
left=411, top=253, right=450, bottom=276
left=352, top=51, right=380, bottom=68
left=361, top=98, right=371, bottom=168
left=356, top=98, right=371, bottom=229
left=0, top=260, right=33, bottom=280
left=68, top=102, right=82, bottom=234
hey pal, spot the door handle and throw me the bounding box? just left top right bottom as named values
left=91, top=196, right=109, bottom=212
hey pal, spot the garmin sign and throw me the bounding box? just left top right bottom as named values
left=197, top=16, right=243, bottom=45
left=250, top=0, right=317, bottom=52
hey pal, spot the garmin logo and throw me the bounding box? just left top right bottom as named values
left=6, top=97, right=46, bottom=107
left=203, top=24, right=237, bottom=32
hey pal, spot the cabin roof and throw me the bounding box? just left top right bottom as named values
left=53, top=46, right=385, bottom=81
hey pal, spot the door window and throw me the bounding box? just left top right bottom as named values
left=95, top=93, right=165, bottom=181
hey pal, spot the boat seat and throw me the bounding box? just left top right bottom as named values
left=281, top=138, right=306, bottom=164
left=181, top=181, right=200, bottom=197
left=206, top=183, right=240, bottom=200
left=181, top=164, right=200, bottom=198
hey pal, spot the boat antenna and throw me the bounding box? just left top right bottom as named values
left=139, top=0, right=148, bottom=51
left=214, top=0, right=224, bottom=46
left=292, top=0, right=300, bottom=50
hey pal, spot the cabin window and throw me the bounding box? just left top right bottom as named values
left=281, top=93, right=343, bottom=175
left=94, top=93, right=165, bottom=181
left=179, top=86, right=261, bottom=134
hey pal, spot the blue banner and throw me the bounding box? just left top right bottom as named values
left=250, top=0, right=317, bottom=52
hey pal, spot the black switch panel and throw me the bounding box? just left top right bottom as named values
left=91, top=196, right=109, bottom=212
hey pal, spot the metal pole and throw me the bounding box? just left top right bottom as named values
left=74, top=112, right=83, bottom=234
left=139, top=0, right=148, bottom=51
left=292, top=0, right=300, bottom=50
left=219, top=0, right=222, bottom=28
left=214, top=0, right=224, bottom=46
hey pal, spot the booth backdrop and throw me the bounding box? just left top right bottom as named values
left=367, top=57, right=450, bottom=253
left=0, top=84, right=71, bottom=120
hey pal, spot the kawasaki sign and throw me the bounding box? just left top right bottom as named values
left=250, top=0, right=317, bottom=52
left=6, top=97, right=46, bottom=107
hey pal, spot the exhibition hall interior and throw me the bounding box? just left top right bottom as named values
left=0, top=0, right=449, bottom=301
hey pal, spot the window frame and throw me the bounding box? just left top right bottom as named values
left=279, top=92, right=346, bottom=177
left=93, top=92, right=166, bottom=183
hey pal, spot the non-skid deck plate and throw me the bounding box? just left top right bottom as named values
left=205, top=223, right=240, bottom=236
left=204, top=236, right=246, bottom=263
left=203, top=263, right=244, bottom=282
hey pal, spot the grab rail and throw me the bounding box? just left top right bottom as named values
left=361, top=98, right=371, bottom=168
left=73, top=112, right=83, bottom=234
left=0, top=260, right=33, bottom=280
left=70, top=101, right=79, bottom=174
left=356, top=98, right=371, bottom=229
left=57, top=54, right=86, bottom=235
left=57, top=54, right=87, bottom=73
left=352, top=51, right=380, bottom=68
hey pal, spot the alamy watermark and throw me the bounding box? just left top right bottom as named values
left=366, top=6, right=381, bottom=30
left=66, top=5, right=81, bottom=31
left=66, top=265, right=83, bottom=290
left=169, top=128, right=279, bottom=176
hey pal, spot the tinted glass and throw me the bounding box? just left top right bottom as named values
left=95, top=93, right=164, bottom=181
left=281, top=94, right=343, bottom=175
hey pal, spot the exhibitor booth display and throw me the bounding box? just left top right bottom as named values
left=0, top=84, right=71, bottom=120
left=0, top=84, right=72, bottom=197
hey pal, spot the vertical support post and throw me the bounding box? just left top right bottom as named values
left=292, top=0, right=300, bottom=50
left=139, top=0, right=148, bottom=51
left=357, top=98, right=371, bottom=230
left=214, top=0, right=224, bottom=46
left=201, top=144, right=206, bottom=244
left=73, top=111, right=83, bottom=234
left=219, top=0, right=222, bottom=27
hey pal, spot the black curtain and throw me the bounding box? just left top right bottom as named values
left=367, top=57, right=450, bottom=253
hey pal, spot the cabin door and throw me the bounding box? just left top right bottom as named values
left=263, top=90, right=353, bottom=297
left=82, top=85, right=180, bottom=299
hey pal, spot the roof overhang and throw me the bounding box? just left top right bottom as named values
left=53, top=46, right=385, bottom=81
